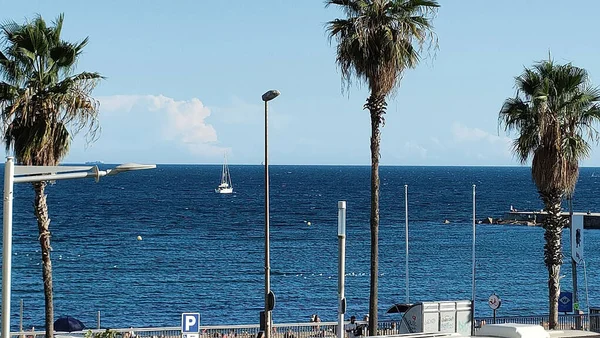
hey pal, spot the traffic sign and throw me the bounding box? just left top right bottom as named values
left=181, top=313, right=200, bottom=334
left=488, top=293, right=501, bottom=310
left=559, top=291, right=573, bottom=313
left=571, top=215, right=584, bottom=264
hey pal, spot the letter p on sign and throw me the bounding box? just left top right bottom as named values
left=181, top=313, right=200, bottom=333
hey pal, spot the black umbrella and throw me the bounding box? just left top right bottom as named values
left=386, top=303, right=412, bottom=314
left=54, top=316, right=85, bottom=332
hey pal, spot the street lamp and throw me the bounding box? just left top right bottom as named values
left=1, top=157, right=156, bottom=338
left=262, top=89, right=279, bottom=338
left=337, top=201, right=347, bottom=338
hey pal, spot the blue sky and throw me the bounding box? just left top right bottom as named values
left=2, top=0, right=600, bottom=165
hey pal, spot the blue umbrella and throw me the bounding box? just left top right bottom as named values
left=54, top=316, right=85, bottom=332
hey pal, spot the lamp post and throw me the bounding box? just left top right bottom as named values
left=471, top=184, right=476, bottom=336
left=262, top=89, right=279, bottom=338
left=1, top=157, right=155, bottom=338
left=404, top=185, right=409, bottom=304
left=337, top=201, right=347, bottom=338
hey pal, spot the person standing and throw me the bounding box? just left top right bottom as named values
left=344, top=316, right=358, bottom=338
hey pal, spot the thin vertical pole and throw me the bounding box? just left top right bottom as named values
left=2, top=157, right=15, bottom=338
left=405, top=184, right=409, bottom=304
left=337, top=201, right=347, bottom=338
left=264, top=100, right=272, bottom=338
left=19, top=299, right=23, bottom=334
left=583, top=259, right=590, bottom=329
left=569, top=197, right=581, bottom=329
left=471, top=184, right=476, bottom=335
left=97, top=311, right=101, bottom=329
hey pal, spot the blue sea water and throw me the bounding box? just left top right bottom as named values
left=2, top=165, right=600, bottom=330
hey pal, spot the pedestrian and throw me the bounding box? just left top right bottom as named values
left=313, top=314, right=322, bottom=335
left=344, top=316, right=358, bottom=338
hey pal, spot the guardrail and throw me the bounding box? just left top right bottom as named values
left=10, top=322, right=364, bottom=338
left=9, top=313, right=600, bottom=338
left=476, top=313, right=600, bottom=332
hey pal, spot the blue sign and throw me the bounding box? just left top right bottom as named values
left=558, top=291, right=573, bottom=313
left=181, top=313, right=200, bottom=333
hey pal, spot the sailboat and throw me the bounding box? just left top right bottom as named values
left=215, top=155, right=233, bottom=194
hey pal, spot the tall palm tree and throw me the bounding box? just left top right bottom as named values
left=0, top=14, right=103, bottom=338
left=499, top=59, right=600, bottom=329
left=325, top=0, right=438, bottom=334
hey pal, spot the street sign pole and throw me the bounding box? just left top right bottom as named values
left=488, top=293, right=501, bottom=324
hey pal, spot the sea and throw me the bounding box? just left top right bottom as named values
left=3, top=165, right=600, bottom=330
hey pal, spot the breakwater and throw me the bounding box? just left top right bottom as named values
left=500, top=211, right=600, bottom=229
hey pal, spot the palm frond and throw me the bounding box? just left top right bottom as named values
left=326, top=0, right=438, bottom=96
left=0, top=14, right=103, bottom=165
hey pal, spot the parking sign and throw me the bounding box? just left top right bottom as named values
left=181, top=313, right=200, bottom=336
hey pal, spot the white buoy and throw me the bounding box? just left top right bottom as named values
left=137, top=235, right=142, bottom=241
left=307, top=221, right=312, bottom=226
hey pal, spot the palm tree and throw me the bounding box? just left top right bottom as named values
left=499, top=58, right=600, bottom=329
left=325, top=0, right=438, bottom=334
left=0, top=14, right=103, bottom=338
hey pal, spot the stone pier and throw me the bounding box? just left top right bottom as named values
left=502, top=211, right=600, bottom=229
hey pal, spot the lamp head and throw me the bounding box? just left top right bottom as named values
left=262, top=90, right=280, bottom=102
left=107, top=163, right=156, bottom=176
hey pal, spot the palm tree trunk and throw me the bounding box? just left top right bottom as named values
left=365, top=94, right=386, bottom=336
left=540, top=189, right=565, bottom=330
left=33, top=182, right=54, bottom=338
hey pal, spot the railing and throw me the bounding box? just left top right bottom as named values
left=476, top=313, right=600, bottom=332
left=9, top=313, right=600, bottom=338
left=9, top=322, right=367, bottom=338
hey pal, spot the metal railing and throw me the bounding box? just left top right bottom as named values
left=9, top=314, right=600, bottom=338
left=475, top=313, right=600, bottom=332
left=9, top=322, right=365, bottom=338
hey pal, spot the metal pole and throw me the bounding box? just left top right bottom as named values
left=583, top=259, right=590, bottom=329
left=19, top=299, right=23, bottom=334
left=97, top=311, right=101, bottom=329
left=2, top=157, right=15, bottom=338
left=337, top=201, right=346, bottom=338
left=471, top=184, right=476, bottom=336
left=405, top=184, right=409, bottom=304
left=264, top=100, right=271, bottom=338
left=569, top=197, right=580, bottom=329
left=14, top=171, right=99, bottom=184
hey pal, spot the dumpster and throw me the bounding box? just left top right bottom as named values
left=396, top=300, right=472, bottom=336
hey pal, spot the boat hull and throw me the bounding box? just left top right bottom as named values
left=216, top=187, right=233, bottom=194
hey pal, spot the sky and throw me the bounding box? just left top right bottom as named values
left=1, top=1, right=600, bottom=166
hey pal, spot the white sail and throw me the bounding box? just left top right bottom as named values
left=215, top=154, right=233, bottom=194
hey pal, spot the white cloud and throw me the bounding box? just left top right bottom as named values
left=98, top=94, right=227, bottom=158
left=450, top=122, right=513, bottom=160
left=451, top=122, right=509, bottom=145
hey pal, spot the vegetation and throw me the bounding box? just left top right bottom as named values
left=499, top=58, right=600, bottom=328
left=85, top=329, right=123, bottom=338
left=325, top=0, right=438, bottom=333
left=0, top=14, right=103, bottom=338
